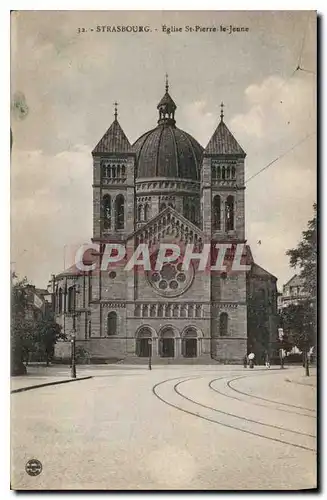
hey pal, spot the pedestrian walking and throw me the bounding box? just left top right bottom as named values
left=243, top=354, right=248, bottom=368
left=265, top=352, right=271, bottom=369
left=248, top=352, right=255, bottom=369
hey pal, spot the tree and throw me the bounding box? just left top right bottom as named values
left=280, top=301, right=315, bottom=376
left=11, top=272, right=65, bottom=374
left=11, top=273, right=31, bottom=374
left=286, top=203, right=317, bottom=298
left=35, top=318, right=65, bottom=365
left=285, top=203, right=317, bottom=374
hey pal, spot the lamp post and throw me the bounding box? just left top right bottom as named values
left=278, top=328, right=285, bottom=369
left=71, top=284, right=79, bottom=379
left=71, top=332, right=76, bottom=378
left=148, top=338, right=152, bottom=371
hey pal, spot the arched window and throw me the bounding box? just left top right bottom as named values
left=117, top=165, right=121, bottom=178
left=217, top=166, right=221, bottom=179
left=137, top=204, right=143, bottom=221
left=213, top=195, right=221, bottom=230
left=112, top=165, right=116, bottom=178
left=195, top=305, right=202, bottom=317
left=101, top=163, right=107, bottom=178
left=231, top=166, right=236, bottom=179
left=102, top=194, right=111, bottom=230
left=67, top=286, right=75, bottom=313
left=159, top=203, right=166, bottom=212
left=143, top=304, right=149, bottom=317
left=180, top=305, right=187, bottom=317
left=144, top=204, right=150, bottom=221
left=225, top=195, right=234, bottom=231
left=222, top=166, right=226, bottom=180
left=226, top=166, right=230, bottom=179
left=158, top=304, right=164, bottom=317
left=122, top=165, right=126, bottom=177
left=107, top=311, right=117, bottom=336
left=220, top=312, right=228, bottom=336
left=58, top=288, right=63, bottom=314
left=115, top=194, right=125, bottom=229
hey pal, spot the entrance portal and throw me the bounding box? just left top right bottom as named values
left=136, top=327, right=153, bottom=357
left=184, top=338, right=197, bottom=358
left=182, top=327, right=199, bottom=358
left=161, top=338, right=175, bottom=357
left=139, top=338, right=151, bottom=357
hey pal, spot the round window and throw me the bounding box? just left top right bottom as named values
left=109, top=271, right=117, bottom=279
left=147, top=259, right=194, bottom=297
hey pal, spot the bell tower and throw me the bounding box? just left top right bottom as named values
left=91, top=103, right=135, bottom=242
left=201, top=103, right=246, bottom=243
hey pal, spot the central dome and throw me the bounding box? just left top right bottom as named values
left=132, top=78, right=203, bottom=181
left=133, top=125, right=203, bottom=181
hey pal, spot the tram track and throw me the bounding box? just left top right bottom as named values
left=152, top=375, right=316, bottom=453
left=226, top=375, right=316, bottom=413
left=209, top=378, right=316, bottom=419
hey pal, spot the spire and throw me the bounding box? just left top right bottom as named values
left=204, top=104, right=246, bottom=156
left=92, top=103, right=131, bottom=155
left=157, top=75, right=177, bottom=126
left=114, top=101, right=118, bottom=121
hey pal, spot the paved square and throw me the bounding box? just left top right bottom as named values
left=11, top=365, right=316, bottom=490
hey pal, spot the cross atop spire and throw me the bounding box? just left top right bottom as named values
left=165, top=73, right=169, bottom=93
left=114, top=101, right=119, bottom=121
left=220, top=102, right=224, bottom=121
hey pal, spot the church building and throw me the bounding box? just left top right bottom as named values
left=53, top=79, right=279, bottom=364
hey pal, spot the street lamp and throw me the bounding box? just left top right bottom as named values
left=71, top=332, right=76, bottom=378
left=278, top=328, right=285, bottom=369
left=148, top=338, right=152, bottom=371
left=70, top=284, right=79, bottom=379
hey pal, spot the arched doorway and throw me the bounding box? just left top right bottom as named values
left=136, top=327, right=152, bottom=357
left=182, top=327, right=198, bottom=358
left=159, top=327, right=175, bottom=358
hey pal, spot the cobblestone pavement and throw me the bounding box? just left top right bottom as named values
left=11, top=365, right=317, bottom=490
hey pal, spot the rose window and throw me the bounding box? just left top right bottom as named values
left=147, top=261, right=194, bottom=297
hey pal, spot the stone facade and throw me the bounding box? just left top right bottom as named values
left=53, top=86, right=278, bottom=363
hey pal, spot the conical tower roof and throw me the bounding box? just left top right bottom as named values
left=92, top=104, right=131, bottom=155
left=204, top=103, right=245, bottom=156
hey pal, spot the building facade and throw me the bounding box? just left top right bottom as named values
left=53, top=82, right=278, bottom=363
left=277, top=274, right=310, bottom=313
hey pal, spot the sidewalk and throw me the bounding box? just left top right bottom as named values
left=11, top=364, right=92, bottom=393
left=285, top=367, right=317, bottom=387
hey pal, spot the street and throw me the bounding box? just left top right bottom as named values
left=11, top=365, right=316, bottom=490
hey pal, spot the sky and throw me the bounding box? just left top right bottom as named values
left=10, top=10, right=316, bottom=290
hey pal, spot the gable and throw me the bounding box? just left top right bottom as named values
left=251, top=262, right=277, bottom=281
left=127, top=206, right=204, bottom=249
left=283, top=274, right=303, bottom=289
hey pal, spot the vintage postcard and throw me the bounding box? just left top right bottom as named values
left=10, top=10, right=317, bottom=491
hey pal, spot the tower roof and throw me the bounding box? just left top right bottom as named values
left=92, top=106, right=131, bottom=155
left=204, top=109, right=246, bottom=156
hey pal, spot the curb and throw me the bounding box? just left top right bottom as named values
left=11, top=376, right=93, bottom=394
left=285, top=377, right=316, bottom=388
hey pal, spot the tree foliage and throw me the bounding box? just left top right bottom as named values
left=280, top=301, right=315, bottom=352
left=11, top=272, right=65, bottom=374
left=286, top=203, right=317, bottom=297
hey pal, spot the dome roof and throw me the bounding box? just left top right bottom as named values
left=133, top=125, right=203, bottom=180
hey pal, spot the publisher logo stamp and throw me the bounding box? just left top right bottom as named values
left=25, top=459, right=42, bottom=477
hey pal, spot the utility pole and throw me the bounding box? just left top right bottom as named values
left=148, top=338, right=152, bottom=370
left=278, top=328, right=285, bottom=369
left=71, top=285, right=77, bottom=379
